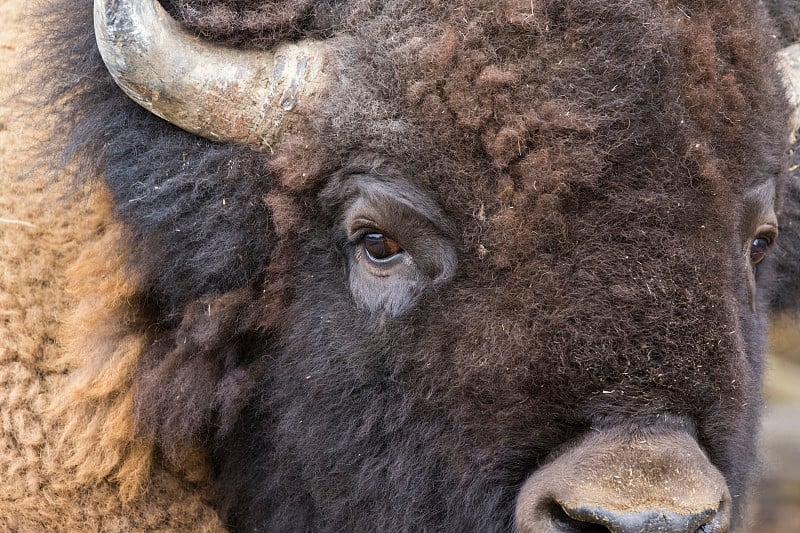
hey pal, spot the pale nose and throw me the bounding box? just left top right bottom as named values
left=515, top=427, right=731, bottom=533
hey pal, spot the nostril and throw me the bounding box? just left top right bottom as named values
left=694, top=498, right=731, bottom=533
left=547, top=502, right=610, bottom=533
left=555, top=503, right=724, bottom=533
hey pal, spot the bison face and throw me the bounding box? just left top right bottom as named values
left=255, top=161, right=776, bottom=532
left=79, top=0, right=800, bottom=531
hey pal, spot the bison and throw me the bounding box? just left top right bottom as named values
left=34, top=0, right=800, bottom=531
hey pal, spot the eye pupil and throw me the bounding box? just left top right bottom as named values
left=363, top=233, right=403, bottom=261
left=750, top=237, right=770, bottom=264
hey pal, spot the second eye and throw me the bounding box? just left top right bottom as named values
left=363, top=233, right=404, bottom=262
left=749, top=236, right=771, bottom=264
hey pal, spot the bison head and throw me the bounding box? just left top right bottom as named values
left=57, top=0, right=800, bottom=531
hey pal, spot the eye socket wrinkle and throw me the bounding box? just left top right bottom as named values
left=331, top=174, right=458, bottom=318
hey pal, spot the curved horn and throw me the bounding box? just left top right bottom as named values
left=93, top=0, right=331, bottom=148
left=778, top=43, right=800, bottom=140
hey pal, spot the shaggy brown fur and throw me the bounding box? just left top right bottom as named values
left=0, top=4, right=222, bottom=530
left=30, top=0, right=800, bottom=531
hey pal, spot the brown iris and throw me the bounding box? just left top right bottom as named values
left=363, top=233, right=403, bottom=261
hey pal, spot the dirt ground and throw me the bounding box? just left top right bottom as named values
left=0, top=0, right=799, bottom=531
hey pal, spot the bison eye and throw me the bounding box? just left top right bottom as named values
left=749, top=236, right=771, bottom=264
left=363, top=233, right=404, bottom=262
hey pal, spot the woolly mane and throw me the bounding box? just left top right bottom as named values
left=34, top=0, right=799, bottom=531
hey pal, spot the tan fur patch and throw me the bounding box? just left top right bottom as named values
left=48, top=195, right=157, bottom=501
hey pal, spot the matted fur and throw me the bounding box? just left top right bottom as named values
left=32, top=0, right=800, bottom=531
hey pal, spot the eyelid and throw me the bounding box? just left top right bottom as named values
left=755, top=223, right=778, bottom=243
left=348, top=217, right=386, bottom=241
left=348, top=218, right=409, bottom=257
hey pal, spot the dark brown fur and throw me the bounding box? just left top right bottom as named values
left=36, top=0, right=799, bottom=531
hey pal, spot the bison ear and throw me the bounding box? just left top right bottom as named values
left=93, top=0, right=332, bottom=148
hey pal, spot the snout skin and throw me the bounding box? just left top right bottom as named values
left=515, top=426, right=731, bottom=533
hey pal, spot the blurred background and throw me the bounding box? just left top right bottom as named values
left=757, top=317, right=800, bottom=529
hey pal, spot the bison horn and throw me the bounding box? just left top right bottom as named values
left=778, top=43, right=800, bottom=139
left=93, top=0, right=331, bottom=149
